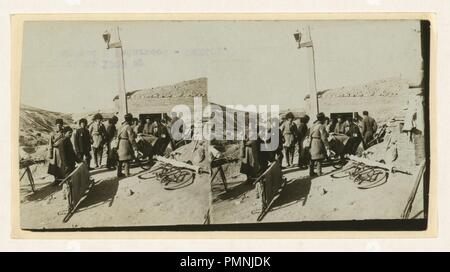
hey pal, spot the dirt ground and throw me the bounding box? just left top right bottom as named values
left=19, top=128, right=425, bottom=228
left=20, top=160, right=211, bottom=229
left=212, top=165, right=424, bottom=224
left=211, top=131, right=425, bottom=224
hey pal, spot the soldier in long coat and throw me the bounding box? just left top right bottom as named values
left=297, top=115, right=310, bottom=169
left=240, top=139, right=260, bottom=180
left=105, top=116, right=118, bottom=169
left=73, top=118, right=92, bottom=169
left=361, top=110, right=378, bottom=149
left=116, top=113, right=138, bottom=177
left=61, top=126, right=81, bottom=176
left=47, top=119, right=65, bottom=184
left=151, top=119, right=171, bottom=156
left=309, top=112, right=331, bottom=177
left=89, top=113, right=106, bottom=168
left=345, top=117, right=363, bottom=155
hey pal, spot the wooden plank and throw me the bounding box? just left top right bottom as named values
left=348, top=155, right=411, bottom=174
left=155, top=155, right=201, bottom=173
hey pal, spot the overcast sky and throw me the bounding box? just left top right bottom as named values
left=20, top=20, right=422, bottom=113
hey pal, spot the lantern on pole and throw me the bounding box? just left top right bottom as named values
left=294, top=26, right=319, bottom=116
left=102, top=27, right=128, bottom=118
left=102, top=31, right=111, bottom=49
left=293, top=30, right=302, bottom=48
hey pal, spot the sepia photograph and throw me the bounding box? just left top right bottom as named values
left=16, top=18, right=430, bottom=231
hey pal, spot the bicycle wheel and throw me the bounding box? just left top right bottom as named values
left=331, top=154, right=347, bottom=169
left=163, top=171, right=195, bottom=190
left=330, top=163, right=357, bottom=179
left=355, top=168, right=389, bottom=189
left=140, top=160, right=152, bottom=170
left=136, top=153, right=152, bottom=170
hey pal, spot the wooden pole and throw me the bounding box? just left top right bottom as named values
left=116, top=27, right=128, bottom=117
left=299, top=26, right=319, bottom=116
left=308, top=26, right=320, bottom=115
left=401, top=160, right=426, bottom=219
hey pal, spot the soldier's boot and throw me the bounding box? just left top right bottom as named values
left=117, top=161, right=125, bottom=178
left=287, top=149, right=291, bottom=166
left=124, top=161, right=130, bottom=177
left=309, top=160, right=317, bottom=177
left=317, top=161, right=322, bottom=176
left=98, top=148, right=103, bottom=166
left=93, top=150, right=99, bottom=167
left=298, top=151, right=302, bottom=169
left=290, top=148, right=295, bottom=166
left=86, top=157, right=92, bottom=170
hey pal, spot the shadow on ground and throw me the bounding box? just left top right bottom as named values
left=24, top=182, right=62, bottom=202
left=270, top=176, right=312, bottom=211
left=214, top=180, right=255, bottom=203
left=76, top=177, right=119, bottom=212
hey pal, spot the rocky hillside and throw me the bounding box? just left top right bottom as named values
left=302, top=77, right=420, bottom=124
left=114, top=77, right=208, bottom=101
left=19, top=104, right=73, bottom=159
left=114, top=77, right=208, bottom=116
left=305, top=78, right=411, bottom=100
left=72, top=110, right=116, bottom=125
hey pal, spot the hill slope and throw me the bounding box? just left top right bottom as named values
left=305, top=78, right=411, bottom=100
left=19, top=104, right=73, bottom=150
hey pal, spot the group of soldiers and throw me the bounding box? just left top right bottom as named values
left=47, top=112, right=177, bottom=184
left=47, top=109, right=377, bottom=184
left=239, top=110, right=378, bottom=179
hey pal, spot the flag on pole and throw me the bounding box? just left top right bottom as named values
left=104, top=28, right=122, bottom=49
left=108, top=41, right=122, bottom=48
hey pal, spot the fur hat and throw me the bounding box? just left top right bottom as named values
left=93, top=113, right=103, bottom=121
left=285, top=112, right=294, bottom=120
left=316, top=112, right=326, bottom=121
left=79, top=118, right=88, bottom=125
left=62, top=126, right=73, bottom=133
left=124, top=113, right=133, bottom=123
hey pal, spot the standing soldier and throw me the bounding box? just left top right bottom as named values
left=361, top=111, right=378, bottom=149
left=169, top=112, right=179, bottom=130
left=105, top=116, right=118, bottom=169
left=134, top=119, right=145, bottom=135
left=61, top=126, right=81, bottom=176
left=152, top=119, right=171, bottom=155
left=117, top=113, right=138, bottom=178
left=309, top=112, right=331, bottom=177
left=297, top=115, right=310, bottom=169
left=261, top=117, right=283, bottom=167
left=346, top=117, right=363, bottom=155
left=73, top=118, right=93, bottom=170
left=131, top=118, right=139, bottom=134
left=47, top=119, right=65, bottom=185
left=89, top=113, right=106, bottom=168
left=240, top=128, right=260, bottom=181
left=325, top=117, right=332, bottom=133
left=143, top=118, right=152, bottom=135
left=280, top=112, right=297, bottom=168
left=334, top=115, right=348, bottom=134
